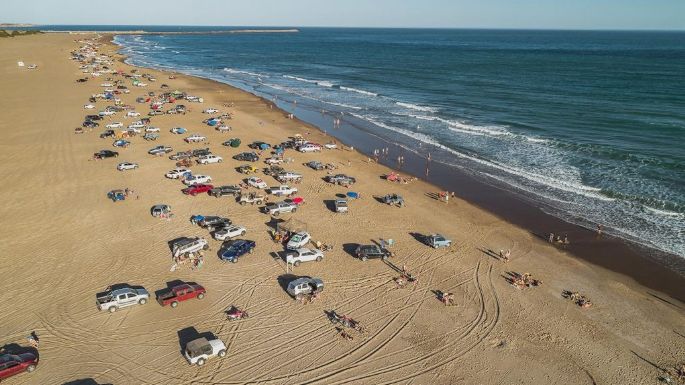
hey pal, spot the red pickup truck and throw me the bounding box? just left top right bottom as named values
left=182, top=184, right=214, bottom=196
left=157, top=283, right=206, bottom=308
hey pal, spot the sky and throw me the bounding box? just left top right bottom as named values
left=3, top=0, right=685, bottom=30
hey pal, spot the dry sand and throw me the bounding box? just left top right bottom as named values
left=0, top=33, right=683, bottom=385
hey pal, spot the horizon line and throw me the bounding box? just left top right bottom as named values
left=3, top=23, right=685, bottom=32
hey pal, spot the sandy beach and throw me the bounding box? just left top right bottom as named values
left=0, top=33, right=684, bottom=385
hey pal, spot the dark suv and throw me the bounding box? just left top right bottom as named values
left=192, top=148, right=211, bottom=158
left=233, top=152, right=259, bottom=162
left=198, top=216, right=231, bottom=230
left=94, top=150, right=119, bottom=159
left=210, top=185, right=242, bottom=198
left=355, top=245, right=391, bottom=261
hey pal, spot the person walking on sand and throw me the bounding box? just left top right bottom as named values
left=504, top=249, right=511, bottom=261
left=549, top=232, right=554, bottom=243
left=597, top=224, right=603, bottom=236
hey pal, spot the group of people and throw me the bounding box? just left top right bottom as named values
left=508, top=272, right=543, bottom=290
left=562, top=290, right=593, bottom=308
left=548, top=232, right=569, bottom=245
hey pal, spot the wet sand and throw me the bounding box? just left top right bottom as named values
left=0, top=33, right=683, bottom=385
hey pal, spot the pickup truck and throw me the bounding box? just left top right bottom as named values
left=326, top=174, right=356, bottom=186
left=263, top=201, right=298, bottom=216
left=268, top=185, right=298, bottom=197
left=355, top=244, right=392, bottom=261
left=276, top=172, right=303, bottom=183
left=382, top=194, right=405, bottom=207
left=210, top=185, right=242, bottom=198
left=239, top=192, right=266, bottom=205
left=157, top=282, right=206, bottom=308
left=96, top=285, right=150, bottom=313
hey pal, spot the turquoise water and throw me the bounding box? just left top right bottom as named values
left=110, top=28, right=685, bottom=257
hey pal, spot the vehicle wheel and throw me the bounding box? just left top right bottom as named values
left=256, top=200, right=263, bottom=205
left=382, top=255, right=389, bottom=261
left=26, top=364, right=36, bottom=373
left=241, top=230, right=246, bottom=236
left=248, top=249, right=253, bottom=254
left=316, top=256, right=323, bottom=262
left=231, top=259, right=237, bottom=263
left=361, top=256, right=368, bottom=262
left=218, top=159, right=223, bottom=163
left=292, top=208, right=297, bottom=213
left=197, top=293, right=205, bottom=300
left=171, top=301, right=178, bottom=308
left=197, top=358, right=206, bottom=366
left=203, top=244, right=209, bottom=250
left=273, top=212, right=279, bottom=217
left=139, top=298, right=147, bottom=305
left=294, top=261, right=301, bottom=267
left=109, top=306, right=117, bottom=313
left=240, top=201, right=246, bottom=206
left=191, top=192, right=197, bottom=196
left=218, top=349, right=227, bottom=358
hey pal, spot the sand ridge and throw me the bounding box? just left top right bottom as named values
left=0, top=33, right=683, bottom=385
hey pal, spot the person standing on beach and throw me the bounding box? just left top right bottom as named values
left=549, top=233, right=554, bottom=243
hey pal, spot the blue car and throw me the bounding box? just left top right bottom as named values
left=220, top=240, right=256, bottom=263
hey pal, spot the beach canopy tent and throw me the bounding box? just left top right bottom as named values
left=276, top=218, right=307, bottom=233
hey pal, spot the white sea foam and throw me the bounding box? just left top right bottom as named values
left=224, top=68, right=268, bottom=78
left=396, top=102, right=439, bottom=113
left=340, top=86, right=378, bottom=96
left=644, top=206, right=684, bottom=217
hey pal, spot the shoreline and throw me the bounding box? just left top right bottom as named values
left=108, top=34, right=685, bottom=302
left=46, top=29, right=299, bottom=35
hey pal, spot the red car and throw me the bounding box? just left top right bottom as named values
left=0, top=353, right=38, bottom=381
left=182, top=184, right=214, bottom=196
left=157, top=282, right=206, bottom=308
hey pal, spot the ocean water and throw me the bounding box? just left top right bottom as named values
left=110, top=28, right=685, bottom=258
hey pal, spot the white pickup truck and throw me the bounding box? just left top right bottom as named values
left=96, top=285, right=149, bottom=313
left=268, top=185, right=298, bottom=197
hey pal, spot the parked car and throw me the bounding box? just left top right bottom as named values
left=210, top=185, right=241, bottom=198
left=192, top=148, right=212, bottom=158
left=99, top=129, right=115, bottom=138
left=286, top=277, right=324, bottom=297
left=334, top=199, right=348, bottom=213
left=197, top=154, right=223, bottom=165
left=286, top=248, right=324, bottom=266
left=184, top=337, right=226, bottom=366
left=170, top=150, right=192, bottom=160
left=213, top=225, right=247, bottom=241
left=172, top=237, right=209, bottom=257
left=96, top=284, right=149, bottom=312
left=233, top=152, right=259, bottom=162
left=297, top=143, right=322, bottom=153
left=185, top=134, right=207, bottom=143
left=203, top=108, right=219, bottom=114
left=263, top=201, right=298, bottom=216
left=265, top=157, right=283, bottom=165
left=198, top=216, right=231, bottom=229
left=157, top=282, right=206, bottom=308
left=326, top=174, right=356, bottom=186
left=425, top=234, right=452, bottom=248
left=220, top=239, right=256, bottom=262
left=151, top=204, right=172, bottom=217
left=166, top=168, right=191, bottom=179
left=145, top=126, right=161, bottom=133
left=105, top=122, right=123, bottom=128
left=355, top=244, right=391, bottom=261
left=183, top=174, right=212, bottom=186
left=269, top=185, right=298, bottom=197
left=99, top=110, right=116, bottom=117
left=238, top=192, right=266, bottom=205
left=86, top=114, right=103, bottom=121
left=112, top=139, right=130, bottom=148
left=306, top=160, right=325, bottom=170
left=276, top=172, right=303, bottom=183
left=182, top=184, right=214, bottom=196
left=0, top=353, right=38, bottom=381
left=83, top=121, right=99, bottom=128
left=94, top=150, right=119, bottom=159
left=126, top=111, right=141, bottom=117
left=143, top=132, right=159, bottom=141
left=117, top=162, right=138, bottom=171
left=148, top=145, right=173, bottom=155
left=382, top=194, right=405, bottom=207
left=247, top=177, right=268, bottom=189
left=238, top=164, right=259, bottom=174
left=170, top=127, right=187, bottom=134
left=286, top=231, right=311, bottom=250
